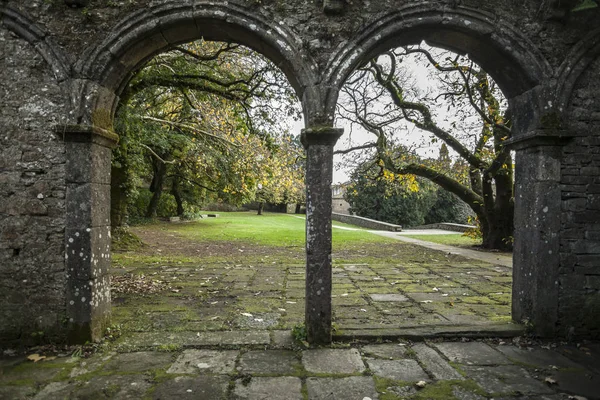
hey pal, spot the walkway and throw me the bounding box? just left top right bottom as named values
left=371, top=230, right=513, bottom=268
left=1, top=336, right=598, bottom=399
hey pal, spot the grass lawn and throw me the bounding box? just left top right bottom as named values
left=401, top=233, right=482, bottom=248
left=113, top=212, right=461, bottom=266
left=164, top=211, right=394, bottom=248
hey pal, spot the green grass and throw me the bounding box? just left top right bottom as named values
left=401, top=233, right=481, bottom=247
left=167, top=211, right=395, bottom=248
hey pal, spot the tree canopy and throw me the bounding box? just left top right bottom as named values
left=337, top=45, right=514, bottom=250
left=112, top=40, right=304, bottom=225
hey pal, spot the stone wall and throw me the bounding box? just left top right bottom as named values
left=560, top=55, right=600, bottom=338
left=1, top=0, right=600, bottom=344
left=0, top=28, right=68, bottom=343
left=332, top=213, right=402, bottom=232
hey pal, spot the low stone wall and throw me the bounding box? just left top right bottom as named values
left=332, top=213, right=402, bottom=231
left=411, top=223, right=476, bottom=233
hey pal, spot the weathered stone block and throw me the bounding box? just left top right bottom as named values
left=65, top=226, right=111, bottom=280
left=66, top=183, right=111, bottom=228
left=64, top=142, right=112, bottom=185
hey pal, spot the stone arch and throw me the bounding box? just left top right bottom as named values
left=0, top=6, right=70, bottom=82
left=61, top=2, right=323, bottom=343
left=72, top=2, right=319, bottom=127
left=319, top=5, right=573, bottom=338
left=322, top=5, right=552, bottom=121
left=555, top=27, right=600, bottom=112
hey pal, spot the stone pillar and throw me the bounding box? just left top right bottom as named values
left=301, top=127, right=343, bottom=345
left=56, top=125, right=118, bottom=343
left=508, top=132, right=569, bottom=337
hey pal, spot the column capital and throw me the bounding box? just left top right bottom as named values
left=301, top=127, right=343, bottom=149
left=504, top=129, right=571, bottom=151
left=53, top=124, right=119, bottom=149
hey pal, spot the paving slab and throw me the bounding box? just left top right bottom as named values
left=232, top=376, right=302, bottom=400
left=367, top=359, right=430, bottom=381
left=102, top=351, right=174, bottom=373
left=361, top=343, right=409, bottom=359
left=34, top=374, right=152, bottom=400
left=370, top=293, right=409, bottom=302
left=494, top=345, right=586, bottom=370
left=452, top=386, right=487, bottom=400
left=167, top=349, right=238, bottom=374
left=407, top=292, right=455, bottom=303
left=411, top=343, right=464, bottom=380
left=434, top=342, right=511, bottom=365
left=306, top=376, right=379, bottom=400
left=271, top=330, right=295, bottom=348
left=302, top=348, right=365, bottom=374
left=0, top=363, right=64, bottom=385
left=238, top=350, right=300, bottom=374
left=550, top=370, right=600, bottom=399
left=152, top=375, right=229, bottom=399
left=115, top=330, right=270, bottom=350
left=461, top=365, right=555, bottom=395
left=0, top=385, right=36, bottom=400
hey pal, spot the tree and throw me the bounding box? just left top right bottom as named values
left=112, top=40, right=304, bottom=225
left=337, top=45, right=514, bottom=250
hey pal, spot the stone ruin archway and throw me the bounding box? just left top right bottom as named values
left=2, top=0, right=600, bottom=346
left=318, top=5, right=596, bottom=340
left=60, top=3, right=321, bottom=343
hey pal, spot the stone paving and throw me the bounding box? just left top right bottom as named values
left=108, top=259, right=520, bottom=343
left=1, top=336, right=599, bottom=399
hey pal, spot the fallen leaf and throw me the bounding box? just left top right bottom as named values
left=545, top=377, right=557, bottom=385
left=27, top=354, right=46, bottom=363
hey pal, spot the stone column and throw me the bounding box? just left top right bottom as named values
left=301, top=127, right=343, bottom=345
left=56, top=125, right=118, bottom=343
left=508, top=132, right=569, bottom=337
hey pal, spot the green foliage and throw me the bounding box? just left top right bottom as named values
left=463, top=216, right=483, bottom=240
left=128, top=189, right=177, bottom=219
left=424, top=189, right=473, bottom=225
left=346, top=160, right=470, bottom=228
left=291, top=323, right=307, bottom=342
left=572, top=0, right=598, bottom=12
left=113, top=40, right=304, bottom=226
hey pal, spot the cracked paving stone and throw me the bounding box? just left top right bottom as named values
left=238, top=350, right=300, bottom=374
left=361, top=343, right=409, bottom=359
left=306, top=376, right=379, bottom=400
left=367, top=359, right=429, bottom=382
left=233, top=377, right=302, bottom=400
left=412, top=343, right=464, bottom=380
left=102, top=351, right=174, bottom=373
left=167, top=350, right=238, bottom=374
left=434, top=342, right=511, bottom=365
left=34, top=375, right=152, bottom=400
left=153, top=376, right=229, bottom=399
left=494, top=345, right=585, bottom=369
left=461, top=365, right=555, bottom=395
left=302, top=349, right=365, bottom=374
